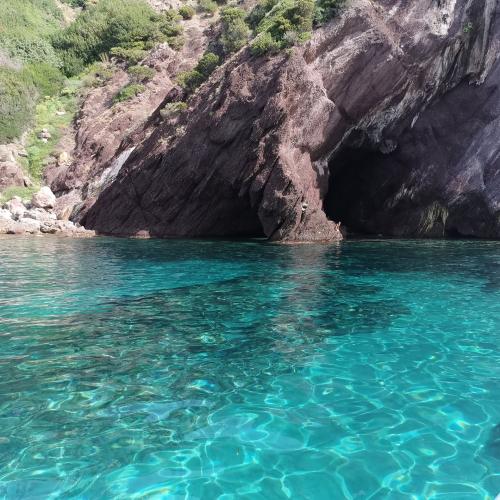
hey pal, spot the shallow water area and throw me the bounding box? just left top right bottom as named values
left=0, top=236, right=499, bottom=498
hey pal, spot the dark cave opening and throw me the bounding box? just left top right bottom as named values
left=323, top=147, right=394, bottom=236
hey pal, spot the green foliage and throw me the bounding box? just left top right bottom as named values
left=128, top=65, right=156, bottom=83
left=23, top=63, right=66, bottom=97
left=113, top=83, right=146, bottom=103
left=250, top=0, right=314, bottom=54
left=246, top=0, right=279, bottom=29
left=250, top=31, right=281, bottom=55
left=81, top=62, right=115, bottom=87
left=220, top=7, right=250, bottom=54
left=197, top=0, right=218, bottom=15
left=110, top=44, right=149, bottom=65
left=177, top=69, right=205, bottom=93
left=196, top=52, right=220, bottom=77
left=178, top=51, right=220, bottom=93
left=178, top=5, right=195, bottom=19
left=53, top=0, right=183, bottom=76
left=21, top=91, right=78, bottom=181
left=160, top=101, right=188, bottom=119
left=0, top=0, right=63, bottom=67
left=0, top=67, right=38, bottom=143
left=463, top=21, right=474, bottom=34
left=0, top=186, right=38, bottom=205
left=314, top=0, right=345, bottom=24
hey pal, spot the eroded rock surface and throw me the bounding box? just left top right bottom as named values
left=82, top=0, right=500, bottom=241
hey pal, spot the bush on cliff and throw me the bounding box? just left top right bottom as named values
left=250, top=0, right=314, bottom=54
left=0, top=67, right=37, bottom=142
left=178, top=5, right=195, bottom=19
left=178, top=51, right=220, bottom=93
left=314, top=0, right=345, bottom=23
left=53, top=0, right=183, bottom=76
left=220, top=7, right=250, bottom=54
left=197, top=0, right=218, bottom=15
left=128, top=65, right=156, bottom=83
left=113, top=83, right=146, bottom=104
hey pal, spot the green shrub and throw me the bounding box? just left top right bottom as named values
left=250, top=0, right=314, bottom=53
left=113, top=83, right=146, bottom=103
left=0, top=0, right=63, bottom=67
left=22, top=93, right=77, bottom=181
left=178, top=51, right=220, bottom=93
left=177, top=69, right=205, bottom=93
left=0, top=67, right=38, bottom=143
left=23, top=63, right=65, bottom=97
left=196, top=52, right=220, bottom=77
left=128, top=65, right=156, bottom=83
left=0, top=186, right=38, bottom=205
left=81, top=62, right=115, bottom=87
left=314, top=0, right=344, bottom=23
left=246, top=0, right=278, bottom=29
left=250, top=31, right=281, bottom=55
left=53, top=0, right=183, bottom=76
left=160, top=101, right=187, bottom=118
left=197, top=0, right=218, bottom=15
left=220, top=7, right=250, bottom=54
left=178, top=5, right=195, bottom=19
left=110, top=44, right=149, bottom=65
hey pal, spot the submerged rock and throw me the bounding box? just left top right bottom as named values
left=81, top=0, right=500, bottom=241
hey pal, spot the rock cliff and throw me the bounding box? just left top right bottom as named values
left=80, top=0, right=499, bottom=241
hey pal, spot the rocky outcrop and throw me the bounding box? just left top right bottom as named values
left=82, top=0, right=499, bottom=241
left=49, top=13, right=213, bottom=218
left=0, top=144, right=29, bottom=191
left=31, top=186, right=56, bottom=209
left=0, top=189, right=94, bottom=236
left=327, top=53, right=500, bottom=238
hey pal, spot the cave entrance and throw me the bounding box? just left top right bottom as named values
left=323, top=147, right=394, bottom=237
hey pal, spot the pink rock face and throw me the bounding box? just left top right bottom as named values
left=82, top=0, right=499, bottom=241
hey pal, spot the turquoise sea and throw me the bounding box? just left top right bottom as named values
left=0, top=236, right=499, bottom=499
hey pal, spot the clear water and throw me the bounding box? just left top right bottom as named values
left=0, top=236, right=499, bottom=499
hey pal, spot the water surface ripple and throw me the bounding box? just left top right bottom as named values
left=0, top=237, right=499, bottom=499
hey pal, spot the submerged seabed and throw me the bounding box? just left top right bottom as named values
left=0, top=236, right=499, bottom=499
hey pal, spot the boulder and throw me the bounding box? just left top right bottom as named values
left=0, top=161, right=24, bottom=190
left=38, top=129, right=52, bottom=140
left=0, top=145, right=15, bottom=163
left=24, top=208, right=57, bottom=223
left=4, top=197, right=26, bottom=218
left=18, top=218, right=41, bottom=234
left=0, top=209, right=16, bottom=234
left=31, top=186, right=56, bottom=209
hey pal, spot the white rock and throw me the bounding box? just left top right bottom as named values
left=31, top=186, right=56, bottom=209
left=0, top=208, right=13, bottom=222
left=25, top=208, right=57, bottom=223
left=5, top=197, right=26, bottom=218
left=0, top=145, right=15, bottom=163
left=18, top=218, right=41, bottom=234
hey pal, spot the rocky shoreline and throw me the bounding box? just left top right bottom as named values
left=0, top=187, right=95, bottom=237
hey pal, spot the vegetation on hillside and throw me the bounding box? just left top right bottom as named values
left=220, top=7, right=250, bottom=54
left=53, top=0, right=183, bottom=76
left=178, top=52, right=220, bottom=93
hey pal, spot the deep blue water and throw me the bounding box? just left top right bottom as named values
left=0, top=236, right=499, bottom=499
